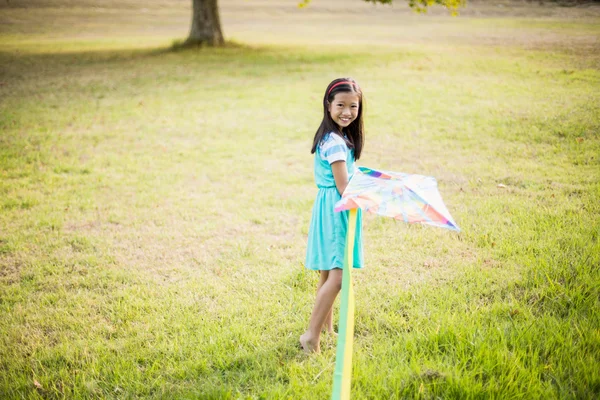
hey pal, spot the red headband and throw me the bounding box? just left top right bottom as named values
left=327, top=81, right=357, bottom=96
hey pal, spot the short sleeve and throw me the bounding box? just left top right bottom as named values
left=319, top=133, right=347, bottom=165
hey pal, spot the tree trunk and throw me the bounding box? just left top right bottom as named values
left=185, top=0, right=224, bottom=46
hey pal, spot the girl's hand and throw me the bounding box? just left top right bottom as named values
left=331, top=161, right=349, bottom=196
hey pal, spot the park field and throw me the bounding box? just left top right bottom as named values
left=1, top=0, right=599, bottom=398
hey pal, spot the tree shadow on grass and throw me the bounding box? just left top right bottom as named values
left=0, top=39, right=346, bottom=86
left=167, top=39, right=254, bottom=53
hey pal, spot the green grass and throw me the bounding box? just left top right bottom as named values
left=1, top=0, right=599, bottom=398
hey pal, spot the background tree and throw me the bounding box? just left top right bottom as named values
left=185, top=0, right=224, bottom=46
left=184, top=0, right=466, bottom=47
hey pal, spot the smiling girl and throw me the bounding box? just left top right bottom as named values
left=300, top=78, right=365, bottom=353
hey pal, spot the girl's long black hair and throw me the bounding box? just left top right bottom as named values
left=310, top=77, right=365, bottom=160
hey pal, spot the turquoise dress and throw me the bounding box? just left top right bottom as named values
left=306, top=132, right=363, bottom=270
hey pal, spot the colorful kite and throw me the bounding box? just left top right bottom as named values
left=331, top=166, right=460, bottom=400
left=335, top=167, right=460, bottom=230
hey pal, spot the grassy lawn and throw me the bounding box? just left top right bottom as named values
left=1, top=0, right=599, bottom=398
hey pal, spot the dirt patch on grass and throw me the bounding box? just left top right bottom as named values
left=0, top=255, right=24, bottom=285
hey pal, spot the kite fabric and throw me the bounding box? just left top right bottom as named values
left=335, top=166, right=460, bottom=231
left=331, top=166, right=460, bottom=400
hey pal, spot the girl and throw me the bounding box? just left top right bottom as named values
left=300, top=78, right=364, bottom=353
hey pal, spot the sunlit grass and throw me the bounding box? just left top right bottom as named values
left=1, top=0, right=599, bottom=398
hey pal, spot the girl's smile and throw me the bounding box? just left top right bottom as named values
left=328, top=92, right=360, bottom=130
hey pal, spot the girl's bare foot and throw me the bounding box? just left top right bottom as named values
left=322, top=324, right=337, bottom=336
left=299, top=332, right=320, bottom=353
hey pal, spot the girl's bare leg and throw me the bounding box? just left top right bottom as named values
left=316, top=270, right=329, bottom=292
left=300, top=269, right=343, bottom=353
left=315, top=271, right=335, bottom=334
left=324, top=307, right=335, bottom=334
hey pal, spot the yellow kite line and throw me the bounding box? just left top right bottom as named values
left=331, top=208, right=357, bottom=400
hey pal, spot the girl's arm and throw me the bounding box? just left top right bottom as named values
left=331, top=161, right=349, bottom=196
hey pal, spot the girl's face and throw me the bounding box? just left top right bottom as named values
left=328, top=92, right=360, bottom=130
